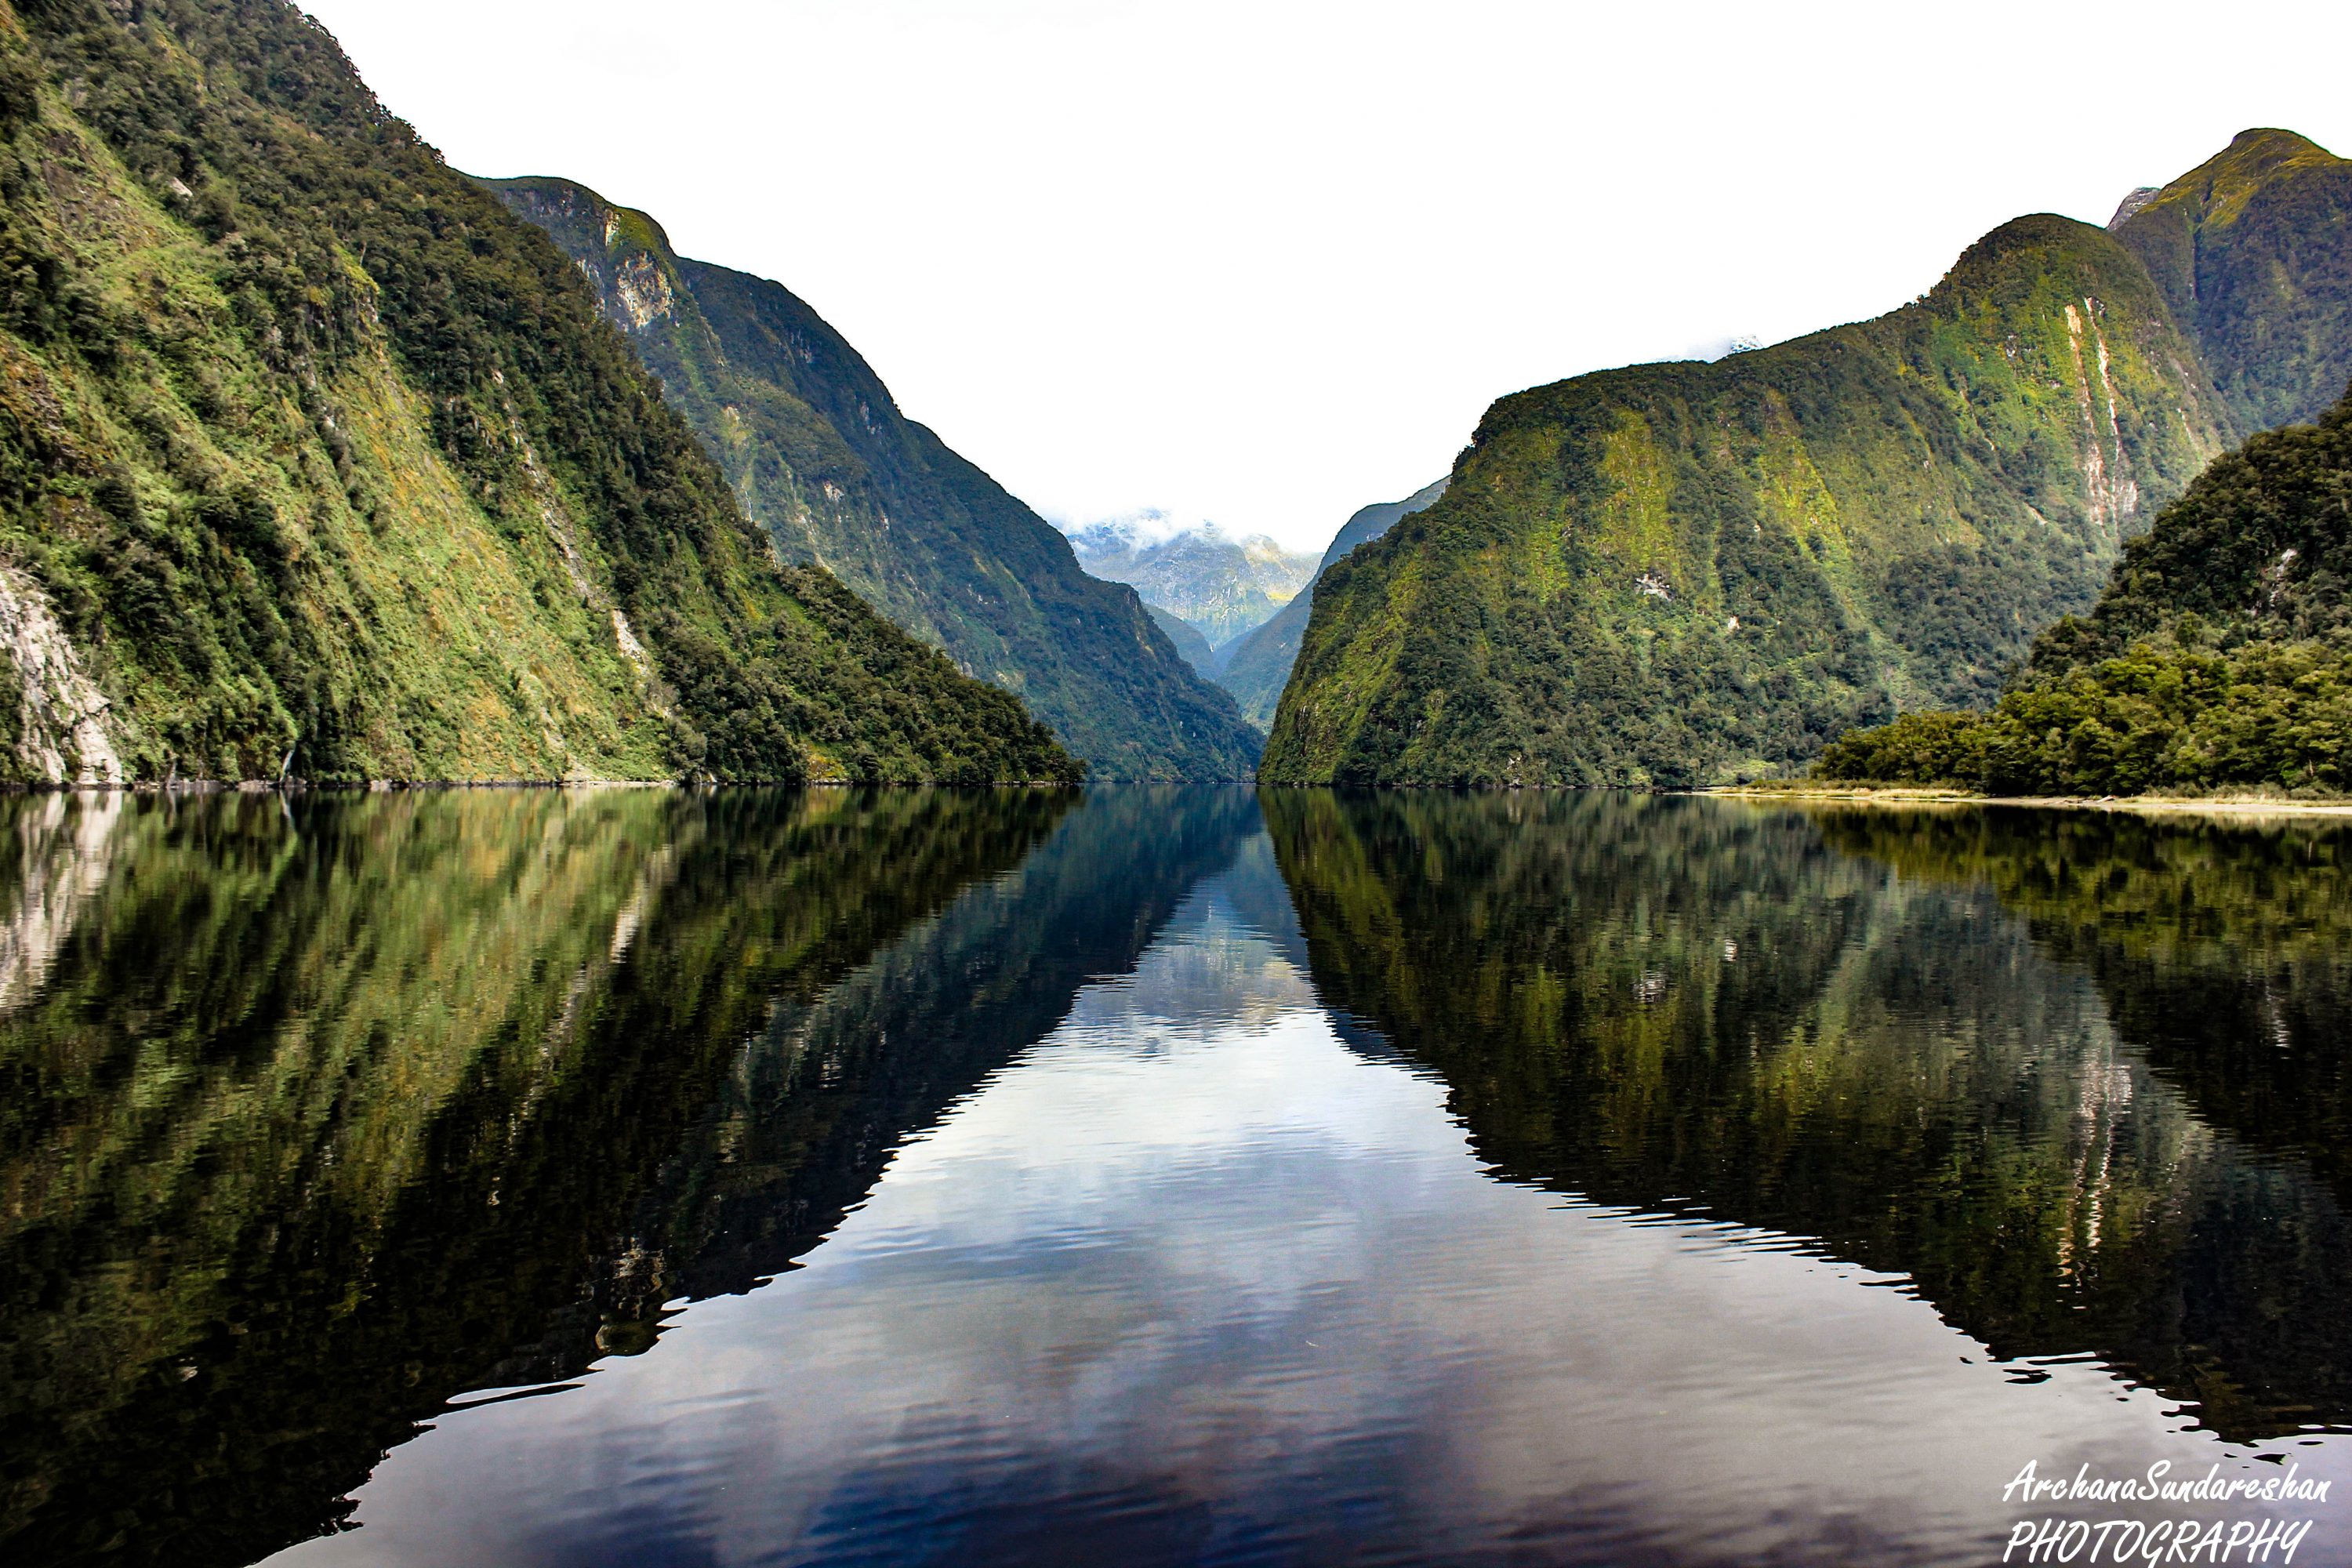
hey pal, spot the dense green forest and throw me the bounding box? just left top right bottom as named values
left=484, top=177, right=1260, bottom=780
left=1263, top=216, right=2232, bottom=785
left=0, top=0, right=1076, bottom=784
left=1817, top=384, right=2352, bottom=793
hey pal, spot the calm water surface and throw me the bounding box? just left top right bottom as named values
left=3, top=788, right=2349, bottom=1566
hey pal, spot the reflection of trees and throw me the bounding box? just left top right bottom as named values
left=1810, top=806, right=2352, bottom=1200
left=624, top=786, right=1261, bottom=1308
left=1264, top=790, right=2352, bottom=1442
left=2, top=786, right=1179, bottom=1567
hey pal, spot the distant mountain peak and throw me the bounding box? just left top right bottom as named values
left=1212, top=478, right=1450, bottom=729
left=1065, top=517, right=1319, bottom=648
left=2107, top=187, right=2161, bottom=230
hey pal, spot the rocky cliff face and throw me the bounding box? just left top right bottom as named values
left=485, top=177, right=1261, bottom=781
left=1264, top=213, right=2236, bottom=786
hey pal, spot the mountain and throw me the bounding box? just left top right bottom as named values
left=1063, top=516, right=1318, bottom=648
left=1817, top=383, right=2352, bottom=795
left=0, top=0, right=1079, bottom=786
left=1145, top=603, right=1218, bottom=674
left=1214, top=477, right=1447, bottom=728
left=1264, top=212, right=2235, bottom=786
left=483, top=180, right=1259, bottom=781
left=2111, top=129, right=2352, bottom=434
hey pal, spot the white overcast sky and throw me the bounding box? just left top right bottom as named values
left=299, top=0, right=2352, bottom=553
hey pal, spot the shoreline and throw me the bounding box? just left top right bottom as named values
left=0, top=777, right=1086, bottom=794
left=1713, top=783, right=2352, bottom=818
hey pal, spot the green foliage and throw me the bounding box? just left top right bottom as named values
left=1820, top=387, right=2352, bottom=795
left=0, top=0, right=1076, bottom=783
left=483, top=177, right=1257, bottom=780
left=2033, top=384, right=2352, bottom=662
left=1818, top=637, right=2352, bottom=795
left=1264, top=216, right=2230, bottom=786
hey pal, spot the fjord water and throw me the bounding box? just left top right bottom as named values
left=3, top=791, right=2348, bottom=1566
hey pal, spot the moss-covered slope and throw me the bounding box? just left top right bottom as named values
left=1817, top=386, right=2352, bottom=795
left=1263, top=216, right=2230, bottom=786
left=483, top=177, right=1261, bottom=781
left=0, top=0, right=1074, bottom=785
left=2113, top=129, right=2352, bottom=434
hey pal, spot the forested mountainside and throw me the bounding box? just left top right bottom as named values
left=485, top=178, right=1261, bottom=781
left=1215, top=477, right=1446, bottom=728
left=2111, top=129, right=2352, bottom=434
left=1063, top=517, right=1318, bottom=648
left=0, top=0, right=1076, bottom=785
left=1145, top=602, right=1217, bottom=674
left=1817, top=383, right=2352, bottom=795
left=1263, top=213, right=2233, bottom=786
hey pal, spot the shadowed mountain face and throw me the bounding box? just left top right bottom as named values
left=483, top=178, right=1260, bottom=782
left=1146, top=604, right=1218, bottom=675
left=0, top=786, right=1256, bottom=1567
left=1263, top=790, right=2352, bottom=1441
left=1214, top=478, right=1448, bottom=728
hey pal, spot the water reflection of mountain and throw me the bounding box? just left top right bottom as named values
left=1810, top=806, right=2352, bottom=1203
left=0, top=786, right=1252, bottom=1568
left=1264, top=790, right=2352, bottom=1442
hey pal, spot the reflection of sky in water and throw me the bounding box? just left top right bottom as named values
left=273, top=853, right=2352, bottom=1568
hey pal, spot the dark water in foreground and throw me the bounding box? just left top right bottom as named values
left=3, top=788, right=2350, bottom=1566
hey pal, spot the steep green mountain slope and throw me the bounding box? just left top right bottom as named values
left=1145, top=602, right=1217, bottom=673
left=1817, top=385, right=2352, bottom=794
left=484, top=178, right=1259, bottom=780
left=2112, top=129, right=2352, bottom=433
left=1063, top=517, right=1318, bottom=648
left=1215, top=477, right=1446, bottom=727
left=1264, top=215, right=2231, bottom=786
left=0, top=0, right=1073, bottom=786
